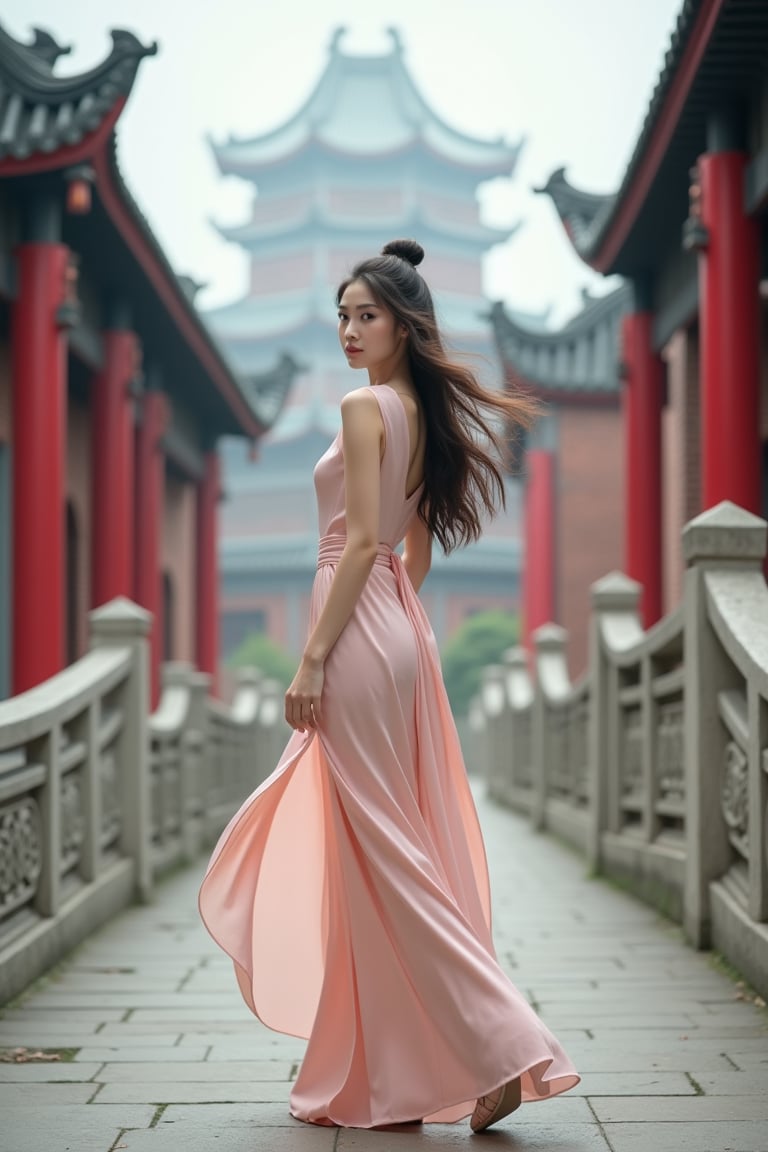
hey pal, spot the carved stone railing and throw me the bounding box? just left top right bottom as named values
left=0, top=597, right=292, bottom=1004
left=0, top=598, right=151, bottom=1004
left=207, top=672, right=285, bottom=838
left=476, top=501, right=768, bottom=997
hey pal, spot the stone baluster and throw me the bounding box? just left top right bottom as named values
left=89, top=597, right=152, bottom=902
left=531, top=624, right=568, bottom=832
left=480, top=664, right=507, bottom=802
left=588, top=573, right=642, bottom=871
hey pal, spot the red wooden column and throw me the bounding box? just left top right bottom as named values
left=523, top=449, right=556, bottom=650
left=134, top=390, right=170, bottom=708
left=92, top=330, right=140, bottom=607
left=195, top=451, right=221, bottom=696
left=11, top=242, right=70, bottom=693
left=698, top=150, right=760, bottom=513
left=621, top=312, right=663, bottom=627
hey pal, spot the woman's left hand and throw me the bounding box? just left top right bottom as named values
left=285, top=655, right=324, bottom=732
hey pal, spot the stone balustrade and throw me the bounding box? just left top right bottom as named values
left=474, top=501, right=768, bottom=997
left=0, top=597, right=289, bottom=1004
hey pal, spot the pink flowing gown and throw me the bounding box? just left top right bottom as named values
left=198, top=383, right=580, bottom=1127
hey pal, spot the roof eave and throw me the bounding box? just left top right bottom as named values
left=540, top=0, right=723, bottom=274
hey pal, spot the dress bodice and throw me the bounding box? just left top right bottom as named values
left=313, top=384, right=423, bottom=547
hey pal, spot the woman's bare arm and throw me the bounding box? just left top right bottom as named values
left=402, top=509, right=432, bottom=592
left=284, top=388, right=383, bottom=731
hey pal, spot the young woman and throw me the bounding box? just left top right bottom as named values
left=199, top=239, right=580, bottom=1132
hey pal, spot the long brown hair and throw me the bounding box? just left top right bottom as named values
left=337, top=239, right=538, bottom=554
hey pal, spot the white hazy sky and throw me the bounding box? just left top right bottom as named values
left=4, top=0, right=681, bottom=325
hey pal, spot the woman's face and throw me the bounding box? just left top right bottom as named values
left=337, top=279, right=404, bottom=372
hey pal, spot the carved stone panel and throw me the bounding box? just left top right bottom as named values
left=60, top=772, right=85, bottom=875
left=0, top=797, right=42, bottom=920
left=100, top=750, right=121, bottom=851
left=722, top=740, right=749, bottom=862
left=656, top=699, right=685, bottom=807
left=621, top=707, right=643, bottom=808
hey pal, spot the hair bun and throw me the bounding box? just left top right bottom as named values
left=381, top=238, right=424, bottom=268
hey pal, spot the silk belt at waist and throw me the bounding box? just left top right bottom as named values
left=317, top=533, right=394, bottom=570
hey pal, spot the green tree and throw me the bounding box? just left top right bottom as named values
left=227, top=631, right=297, bottom=688
left=441, top=611, right=520, bottom=718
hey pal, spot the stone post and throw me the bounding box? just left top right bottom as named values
left=682, top=500, right=767, bottom=948
left=588, top=573, right=642, bottom=872
left=89, top=596, right=153, bottom=902
left=161, top=662, right=210, bottom=863
left=502, top=646, right=533, bottom=807
left=480, top=664, right=507, bottom=801
left=531, top=624, right=568, bottom=832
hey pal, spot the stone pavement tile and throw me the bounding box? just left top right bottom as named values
left=541, top=1013, right=696, bottom=1030
left=727, top=1050, right=768, bottom=1068
left=0, top=1027, right=102, bottom=1046
left=161, top=1102, right=310, bottom=1125
left=128, top=1009, right=254, bottom=1023
left=28, top=992, right=243, bottom=1009
left=98, top=1060, right=294, bottom=1081
left=1, top=1104, right=155, bottom=1152
left=0, top=1062, right=102, bottom=1081
left=206, top=1046, right=305, bottom=1063
left=0, top=1082, right=95, bottom=1103
left=119, top=1127, right=335, bottom=1151
left=587, top=1026, right=767, bottom=1045
left=0, top=1007, right=127, bottom=1022
left=337, top=1123, right=611, bottom=1150
left=682, top=1070, right=768, bottom=1094
left=75, top=1047, right=208, bottom=1062
left=561, top=1050, right=735, bottom=1073
left=603, top=1120, right=768, bottom=1152
left=95, top=1080, right=296, bottom=1103
left=74, top=1033, right=183, bottom=1048
left=591, top=1095, right=768, bottom=1121
left=571, top=1071, right=694, bottom=1095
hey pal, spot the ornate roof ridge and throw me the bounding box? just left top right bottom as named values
left=0, top=22, right=157, bottom=163
left=211, top=25, right=521, bottom=176
left=0, top=23, right=157, bottom=104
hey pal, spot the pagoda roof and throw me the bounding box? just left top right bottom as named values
left=211, top=28, right=522, bottom=179
left=0, top=21, right=296, bottom=439
left=214, top=202, right=514, bottom=251
left=489, top=283, right=631, bottom=403
left=535, top=0, right=768, bottom=275
left=207, top=285, right=497, bottom=343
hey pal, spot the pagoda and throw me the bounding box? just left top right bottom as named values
left=207, top=27, right=526, bottom=658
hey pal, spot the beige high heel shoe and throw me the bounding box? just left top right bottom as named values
left=470, top=1076, right=522, bottom=1132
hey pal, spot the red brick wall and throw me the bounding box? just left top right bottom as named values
left=556, top=405, right=624, bottom=676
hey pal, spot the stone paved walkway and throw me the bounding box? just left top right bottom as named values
left=2, top=786, right=767, bottom=1152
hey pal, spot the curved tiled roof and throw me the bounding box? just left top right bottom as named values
left=0, top=20, right=299, bottom=440
left=0, top=23, right=157, bottom=161
left=214, top=202, right=513, bottom=251
left=536, top=0, right=768, bottom=274
left=490, top=283, right=631, bottom=399
left=211, top=27, right=522, bottom=178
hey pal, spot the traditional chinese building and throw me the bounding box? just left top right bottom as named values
left=490, top=284, right=630, bottom=673
left=0, top=24, right=296, bottom=704
left=206, top=28, right=527, bottom=656
left=540, top=0, right=768, bottom=612
left=493, top=0, right=768, bottom=672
